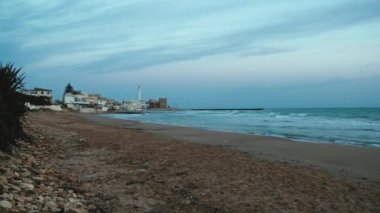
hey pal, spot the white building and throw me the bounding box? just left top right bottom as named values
left=63, top=92, right=90, bottom=110
left=21, top=88, right=53, bottom=102
left=122, top=100, right=148, bottom=111
left=122, top=85, right=148, bottom=111
left=64, top=91, right=113, bottom=112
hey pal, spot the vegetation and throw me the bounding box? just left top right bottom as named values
left=22, top=94, right=51, bottom=106
left=0, top=62, right=29, bottom=152
left=64, top=83, right=81, bottom=95
left=64, top=83, right=74, bottom=94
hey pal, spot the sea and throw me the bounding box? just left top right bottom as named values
left=104, top=108, right=380, bottom=148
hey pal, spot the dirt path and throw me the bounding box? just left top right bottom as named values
left=26, top=111, right=380, bottom=212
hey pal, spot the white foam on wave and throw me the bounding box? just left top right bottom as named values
left=104, top=109, right=380, bottom=148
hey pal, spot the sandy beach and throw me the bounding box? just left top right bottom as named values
left=88, top=113, right=380, bottom=184
left=23, top=111, right=380, bottom=212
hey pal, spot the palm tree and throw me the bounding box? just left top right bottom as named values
left=0, top=62, right=29, bottom=152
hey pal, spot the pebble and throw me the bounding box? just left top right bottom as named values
left=45, top=200, right=58, bottom=210
left=0, top=200, right=12, bottom=209
left=20, top=183, right=35, bottom=191
left=32, top=176, right=44, bottom=182
left=0, top=128, right=94, bottom=212
left=9, top=183, right=21, bottom=192
left=0, top=167, right=8, bottom=174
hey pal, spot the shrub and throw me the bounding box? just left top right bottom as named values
left=22, top=94, right=52, bottom=106
left=0, top=62, right=29, bottom=152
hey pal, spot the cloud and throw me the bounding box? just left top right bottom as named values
left=1, top=0, right=380, bottom=74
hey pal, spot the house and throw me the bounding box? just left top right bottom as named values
left=148, top=97, right=168, bottom=109
left=63, top=90, right=109, bottom=112
left=21, top=88, right=53, bottom=102
left=63, top=92, right=90, bottom=110
left=122, top=100, right=148, bottom=111
left=21, top=87, right=63, bottom=111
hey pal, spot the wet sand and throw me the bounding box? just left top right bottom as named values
left=25, top=111, right=380, bottom=212
left=86, top=114, right=380, bottom=183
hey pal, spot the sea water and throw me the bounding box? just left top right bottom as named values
left=104, top=108, right=380, bottom=148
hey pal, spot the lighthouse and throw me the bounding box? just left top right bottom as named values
left=137, top=85, right=142, bottom=101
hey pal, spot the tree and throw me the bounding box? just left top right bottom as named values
left=64, top=83, right=74, bottom=94
left=0, top=62, right=29, bottom=152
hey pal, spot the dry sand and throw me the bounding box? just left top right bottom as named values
left=25, top=111, right=380, bottom=212
left=87, top=113, right=380, bottom=184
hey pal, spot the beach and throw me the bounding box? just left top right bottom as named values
left=22, top=111, right=380, bottom=212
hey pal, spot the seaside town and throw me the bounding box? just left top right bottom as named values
left=1, top=0, right=380, bottom=211
left=20, top=83, right=169, bottom=113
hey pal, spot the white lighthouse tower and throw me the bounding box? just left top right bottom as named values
left=137, top=85, right=142, bottom=101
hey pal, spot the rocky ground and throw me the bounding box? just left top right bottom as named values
left=1, top=111, right=380, bottom=212
left=0, top=124, right=99, bottom=212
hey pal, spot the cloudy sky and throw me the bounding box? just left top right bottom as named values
left=1, top=0, right=380, bottom=108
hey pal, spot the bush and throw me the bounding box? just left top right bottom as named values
left=0, top=62, right=29, bottom=152
left=0, top=112, right=18, bottom=152
left=22, top=94, right=51, bottom=106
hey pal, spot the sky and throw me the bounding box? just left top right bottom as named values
left=1, top=0, right=380, bottom=108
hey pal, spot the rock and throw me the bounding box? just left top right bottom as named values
left=14, top=171, right=20, bottom=178
left=68, top=198, right=76, bottom=203
left=8, top=183, right=21, bottom=192
left=9, top=164, right=18, bottom=171
left=18, top=207, right=27, bottom=212
left=45, top=200, right=58, bottom=210
left=20, top=183, right=34, bottom=191
left=0, top=167, right=8, bottom=174
left=0, top=200, right=12, bottom=210
left=136, top=168, right=147, bottom=173
left=67, top=207, right=81, bottom=213
left=37, top=195, right=44, bottom=202
left=80, top=174, right=96, bottom=182
left=22, top=170, right=31, bottom=177
left=0, top=152, right=11, bottom=160
left=32, top=176, right=44, bottom=182
left=0, top=176, right=8, bottom=184
left=24, top=196, right=33, bottom=202
left=0, top=193, right=12, bottom=200
left=57, top=200, right=65, bottom=208
left=15, top=196, right=25, bottom=204
left=22, top=178, right=34, bottom=184
left=88, top=204, right=97, bottom=210
left=1, top=184, right=9, bottom=193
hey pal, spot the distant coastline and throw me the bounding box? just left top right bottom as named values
left=190, top=108, right=264, bottom=111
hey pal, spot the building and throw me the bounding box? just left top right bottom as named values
left=64, top=92, right=113, bottom=111
left=159, top=98, right=168, bottom=108
left=122, top=100, right=148, bottom=111
left=148, top=97, right=168, bottom=109
left=21, top=88, right=53, bottom=102
left=63, top=84, right=113, bottom=112
left=63, top=92, right=90, bottom=110
left=121, top=85, right=148, bottom=111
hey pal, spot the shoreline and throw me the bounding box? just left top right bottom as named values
left=84, top=113, right=380, bottom=184
left=20, top=111, right=380, bottom=211
left=103, top=114, right=380, bottom=149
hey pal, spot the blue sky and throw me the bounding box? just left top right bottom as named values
left=1, top=0, right=380, bottom=108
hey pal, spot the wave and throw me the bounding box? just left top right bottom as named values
left=105, top=108, right=380, bottom=148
